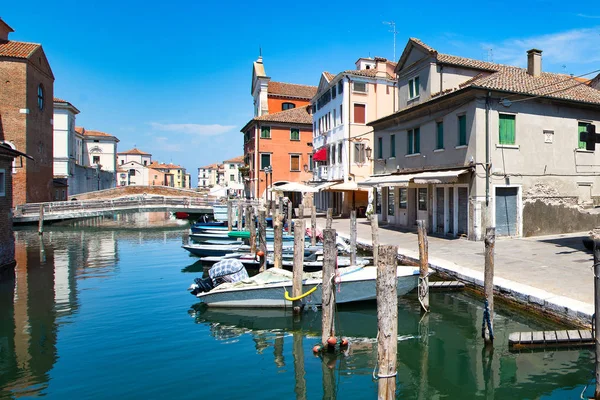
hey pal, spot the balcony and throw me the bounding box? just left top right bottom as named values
left=313, top=135, right=326, bottom=149
left=313, top=166, right=328, bottom=181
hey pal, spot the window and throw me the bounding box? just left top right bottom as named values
left=340, top=105, right=343, bottom=124
left=143, top=160, right=147, bottom=166
left=407, top=128, right=420, bottom=155
left=499, top=114, right=516, bottom=145
left=333, top=109, right=337, bottom=126
left=229, top=164, right=234, bottom=168
left=390, top=135, right=396, bottom=158
left=578, top=122, right=589, bottom=150
left=418, top=188, right=427, bottom=211
left=331, top=144, right=336, bottom=164
left=353, top=82, right=367, bottom=93
left=0, top=169, right=5, bottom=197
left=408, top=76, right=420, bottom=99
left=282, top=102, right=295, bottom=110
left=93, top=156, right=100, bottom=164
left=129, top=169, right=136, bottom=176
left=377, top=137, right=383, bottom=159
left=436, top=121, right=444, bottom=149
left=121, top=159, right=124, bottom=165
left=308, top=154, right=313, bottom=171
left=260, top=153, right=271, bottom=170
left=288, top=128, right=300, bottom=141
left=338, top=142, right=343, bottom=163
left=399, top=188, right=407, bottom=208
left=387, top=188, right=395, bottom=216
left=458, top=115, right=467, bottom=146
left=290, top=154, right=300, bottom=171
left=331, top=86, right=337, bottom=99
left=353, top=104, right=366, bottom=124
left=261, top=126, right=271, bottom=139
left=37, top=84, right=44, bottom=110
left=230, top=174, right=235, bottom=181
left=354, top=143, right=365, bottom=163
left=338, top=81, right=343, bottom=93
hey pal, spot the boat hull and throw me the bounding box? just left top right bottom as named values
left=196, top=266, right=419, bottom=308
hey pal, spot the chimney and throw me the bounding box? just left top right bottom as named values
left=527, top=49, right=542, bottom=77
left=374, top=57, right=388, bottom=77
left=0, top=18, right=15, bottom=42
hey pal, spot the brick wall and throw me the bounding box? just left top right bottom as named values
left=0, top=154, right=15, bottom=268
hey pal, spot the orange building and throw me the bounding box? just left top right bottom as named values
left=242, top=56, right=317, bottom=198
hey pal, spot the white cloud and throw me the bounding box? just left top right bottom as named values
left=577, top=13, right=600, bottom=19
left=154, top=136, right=184, bottom=152
left=481, top=27, right=600, bottom=74
left=149, top=122, right=236, bottom=136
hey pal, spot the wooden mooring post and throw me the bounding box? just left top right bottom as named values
left=350, top=209, right=357, bottom=265
left=274, top=214, right=283, bottom=269
left=417, top=220, right=429, bottom=313
left=370, top=213, right=379, bottom=268
left=298, top=204, right=304, bottom=219
left=593, top=228, right=600, bottom=399
left=258, top=209, right=267, bottom=272
left=38, top=204, right=44, bottom=235
left=293, top=332, right=307, bottom=400
left=292, top=219, right=305, bottom=314
left=326, top=208, right=333, bottom=229
left=237, top=202, right=243, bottom=231
left=311, top=205, right=317, bottom=246
left=227, top=200, right=233, bottom=231
left=245, top=205, right=251, bottom=232
left=483, top=227, right=495, bottom=345
left=287, top=202, right=293, bottom=233
left=278, top=196, right=284, bottom=215
left=249, top=206, right=256, bottom=252
left=321, top=228, right=336, bottom=347
left=377, top=245, right=398, bottom=399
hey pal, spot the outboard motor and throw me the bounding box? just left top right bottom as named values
left=189, top=277, right=214, bottom=296
left=189, top=259, right=248, bottom=297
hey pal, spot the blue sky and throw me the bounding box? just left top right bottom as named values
left=3, top=1, right=600, bottom=185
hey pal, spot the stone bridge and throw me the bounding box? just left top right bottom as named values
left=13, top=195, right=215, bottom=224
left=69, top=185, right=208, bottom=200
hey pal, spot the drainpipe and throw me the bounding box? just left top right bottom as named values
left=485, top=92, right=490, bottom=208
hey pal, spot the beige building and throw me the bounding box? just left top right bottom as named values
left=198, top=163, right=218, bottom=188
left=368, top=38, right=600, bottom=240
left=311, top=57, right=397, bottom=216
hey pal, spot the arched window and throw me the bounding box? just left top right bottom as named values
left=37, top=84, right=44, bottom=110
left=282, top=102, right=296, bottom=111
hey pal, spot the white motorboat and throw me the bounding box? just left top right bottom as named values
left=189, top=263, right=419, bottom=308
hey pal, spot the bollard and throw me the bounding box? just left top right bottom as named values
left=258, top=209, right=267, bottom=272
left=326, top=207, right=333, bottom=229
left=292, top=219, right=306, bottom=314
left=227, top=200, right=233, bottom=231
left=370, top=213, right=380, bottom=268
left=483, top=227, right=495, bottom=344
left=377, top=245, right=398, bottom=399
left=321, top=229, right=337, bottom=347
left=274, top=214, right=284, bottom=269
left=417, top=220, right=430, bottom=313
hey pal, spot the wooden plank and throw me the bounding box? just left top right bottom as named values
left=579, top=329, right=593, bottom=341
left=508, top=332, right=521, bottom=345
left=429, top=281, right=465, bottom=290
left=532, top=331, right=544, bottom=344
left=555, top=330, right=569, bottom=342
left=544, top=331, right=557, bottom=343
left=566, top=330, right=581, bottom=342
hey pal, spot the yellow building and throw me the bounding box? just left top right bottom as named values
left=148, top=162, right=188, bottom=188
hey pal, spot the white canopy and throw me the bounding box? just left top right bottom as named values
left=271, top=182, right=319, bottom=193
left=411, top=169, right=469, bottom=184
left=359, top=169, right=470, bottom=187
left=358, top=174, right=413, bottom=188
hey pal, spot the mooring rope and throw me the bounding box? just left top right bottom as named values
left=481, top=299, right=494, bottom=341
left=417, top=272, right=430, bottom=313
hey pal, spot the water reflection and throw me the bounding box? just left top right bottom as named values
left=191, top=295, right=595, bottom=399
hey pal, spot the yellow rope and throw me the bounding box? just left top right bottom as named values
left=284, top=286, right=318, bottom=301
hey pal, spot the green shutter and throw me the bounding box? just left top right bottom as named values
left=436, top=122, right=444, bottom=149
left=458, top=116, right=467, bottom=146
left=261, top=127, right=270, bottom=138
left=579, top=122, right=588, bottom=149
left=290, top=128, right=299, bottom=140
left=390, top=135, right=396, bottom=157
left=499, top=114, right=516, bottom=145
left=407, top=130, right=413, bottom=155
left=377, top=137, right=383, bottom=159
left=415, top=77, right=420, bottom=96
left=409, top=80, right=414, bottom=99
left=415, top=128, right=420, bottom=153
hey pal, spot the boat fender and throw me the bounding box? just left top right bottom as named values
left=340, top=338, right=349, bottom=347
left=327, top=336, right=337, bottom=347
left=312, top=345, right=322, bottom=354
left=257, top=250, right=265, bottom=257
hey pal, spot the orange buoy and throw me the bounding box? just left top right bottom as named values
left=341, top=338, right=349, bottom=346
left=257, top=250, right=265, bottom=257
left=312, top=345, right=321, bottom=353
left=327, top=336, right=337, bottom=346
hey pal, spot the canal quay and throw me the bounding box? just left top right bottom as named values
left=0, top=213, right=595, bottom=399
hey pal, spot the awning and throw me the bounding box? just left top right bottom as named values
left=271, top=182, right=319, bottom=193
left=315, top=182, right=335, bottom=191
left=411, top=169, right=470, bottom=184
left=358, top=174, right=413, bottom=188
left=313, top=147, right=328, bottom=162
left=325, top=181, right=369, bottom=192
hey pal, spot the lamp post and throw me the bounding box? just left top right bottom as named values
left=365, top=146, right=373, bottom=161
left=96, top=164, right=101, bottom=190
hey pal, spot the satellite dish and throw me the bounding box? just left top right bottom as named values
left=501, top=98, right=512, bottom=107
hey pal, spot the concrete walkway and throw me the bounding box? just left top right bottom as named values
left=316, top=216, right=594, bottom=325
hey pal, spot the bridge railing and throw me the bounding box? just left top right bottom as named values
left=14, top=195, right=218, bottom=216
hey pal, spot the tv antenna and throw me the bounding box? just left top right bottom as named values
left=383, top=21, right=397, bottom=61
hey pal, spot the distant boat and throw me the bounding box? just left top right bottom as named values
left=189, top=264, right=419, bottom=308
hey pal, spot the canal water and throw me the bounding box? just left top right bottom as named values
left=0, top=221, right=595, bottom=399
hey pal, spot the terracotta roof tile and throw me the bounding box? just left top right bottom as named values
left=118, top=147, right=151, bottom=155
left=343, top=68, right=395, bottom=80
left=268, top=81, right=317, bottom=99
left=323, top=72, right=335, bottom=82
left=53, top=97, right=67, bottom=103
left=149, top=161, right=182, bottom=169
left=253, top=105, right=313, bottom=124
left=223, top=155, right=244, bottom=163
left=199, top=163, right=219, bottom=169
left=0, top=40, right=40, bottom=59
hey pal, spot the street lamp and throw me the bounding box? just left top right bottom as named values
left=365, top=146, right=373, bottom=161
left=303, top=164, right=309, bottom=173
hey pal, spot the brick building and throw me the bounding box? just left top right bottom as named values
left=0, top=18, right=54, bottom=206
left=0, top=142, right=31, bottom=277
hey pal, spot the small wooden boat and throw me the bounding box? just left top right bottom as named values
left=189, top=265, right=419, bottom=308
left=182, top=243, right=245, bottom=257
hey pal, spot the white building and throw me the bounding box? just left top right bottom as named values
left=198, top=163, right=218, bottom=189
left=52, top=98, right=119, bottom=197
